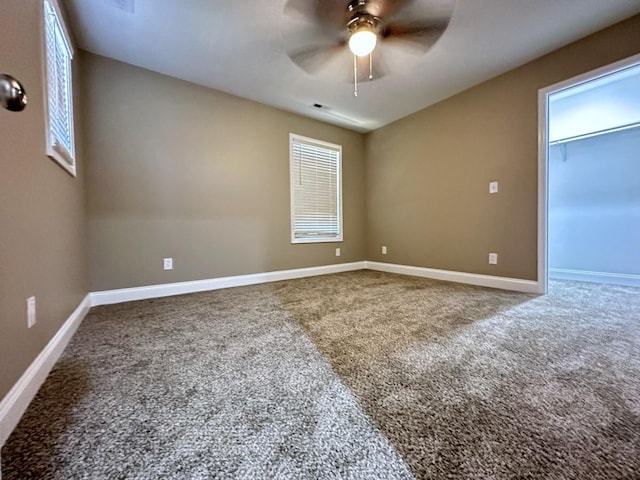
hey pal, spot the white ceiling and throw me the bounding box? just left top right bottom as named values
left=63, top=0, right=640, bottom=133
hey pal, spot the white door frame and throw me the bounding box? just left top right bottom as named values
left=537, top=52, right=640, bottom=294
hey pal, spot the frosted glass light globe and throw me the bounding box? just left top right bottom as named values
left=349, top=29, right=377, bottom=56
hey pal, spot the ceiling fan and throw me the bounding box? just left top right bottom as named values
left=285, top=0, right=454, bottom=96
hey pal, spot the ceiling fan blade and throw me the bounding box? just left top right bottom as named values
left=382, top=18, right=450, bottom=52
left=354, top=51, right=389, bottom=82
left=365, top=0, right=416, bottom=19
left=371, top=52, right=390, bottom=80
left=289, top=42, right=346, bottom=74
left=283, top=0, right=317, bottom=21
left=342, top=51, right=389, bottom=84
left=284, top=0, right=349, bottom=32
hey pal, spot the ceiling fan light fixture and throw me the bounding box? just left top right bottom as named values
left=348, top=27, right=377, bottom=56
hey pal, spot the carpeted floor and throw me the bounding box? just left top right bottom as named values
left=2, top=270, right=639, bottom=479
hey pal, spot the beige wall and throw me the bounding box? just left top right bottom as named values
left=366, top=15, right=640, bottom=280
left=80, top=53, right=367, bottom=292
left=0, top=1, right=88, bottom=400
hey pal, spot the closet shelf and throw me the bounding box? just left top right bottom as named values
left=549, top=121, right=640, bottom=146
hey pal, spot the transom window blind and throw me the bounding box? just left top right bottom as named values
left=44, top=0, right=75, bottom=175
left=290, top=134, right=342, bottom=243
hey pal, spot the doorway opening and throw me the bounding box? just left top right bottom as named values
left=538, top=54, right=640, bottom=294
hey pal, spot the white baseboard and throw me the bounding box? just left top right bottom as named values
left=549, top=268, right=640, bottom=287
left=91, top=260, right=540, bottom=307
left=90, top=261, right=368, bottom=306
left=0, top=294, right=91, bottom=449
left=365, top=261, right=540, bottom=293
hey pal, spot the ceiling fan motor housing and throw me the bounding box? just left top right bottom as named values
left=347, top=14, right=381, bottom=35
left=347, top=0, right=381, bottom=35
left=347, top=0, right=373, bottom=15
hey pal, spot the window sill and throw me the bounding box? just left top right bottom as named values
left=47, top=143, right=76, bottom=177
left=291, top=237, right=343, bottom=244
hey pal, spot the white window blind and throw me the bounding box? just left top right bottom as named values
left=290, top=134, right=343, bottom=243
left=44, top=0, right=76, bottom=176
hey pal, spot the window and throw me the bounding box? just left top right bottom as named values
left=43, top=0, right=76, bottom=176
left=290, top=134, right=343, bottom=243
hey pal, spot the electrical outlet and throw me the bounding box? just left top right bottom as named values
left=381, top=246, right=387, bottom=255
left=489, top=181, right=499, bottom=194
left=335, top=247, right=341, bottom=257
left=163, top=258, right=173, bottom=270
left=27, top=296, right=36, bottom=328
left=489, top=253, right=498, bottom=265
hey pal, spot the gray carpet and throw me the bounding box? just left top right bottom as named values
left=2, top=270, right=639, bottom=479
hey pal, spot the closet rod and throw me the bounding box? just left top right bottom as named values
left=549, top=121, right=640, bottom=146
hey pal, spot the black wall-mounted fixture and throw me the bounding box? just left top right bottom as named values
left=0, top=74, right=28, bottom=112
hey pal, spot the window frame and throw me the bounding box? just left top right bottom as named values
left=289, top=133, right=343, bottom=244
left=43, top=0, right=76, bottom=177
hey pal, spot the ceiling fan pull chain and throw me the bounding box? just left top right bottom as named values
left=369, top=52, right=373, bottom=80
left=353, top=54, right=358, bottom=97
